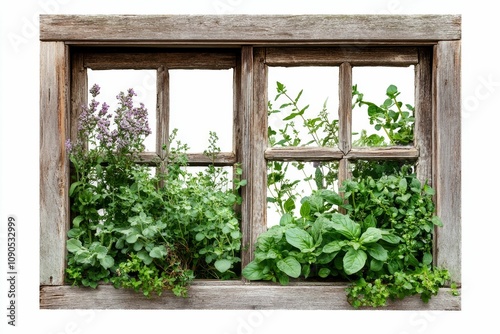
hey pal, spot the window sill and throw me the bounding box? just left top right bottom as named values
left=40, top=280, right=460, bottom=310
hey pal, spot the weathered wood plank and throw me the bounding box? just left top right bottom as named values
left=415, top=48, right=433, bottom=185
left=433, top=41, right=461, bottom=283
left=339, top=62, right=352, bottom=154
left=265, top=147, right=343, bottom=161
left=156, top=66, right=169, bottom=160
left=40, top=15, right=461, bottom=44
left=83, top=51, right=236, bottom=69
left=40, top=41, right=70, bottom=285
left=40, top=283, right=460, bottom=310
left=266, top=47, right=419, bottom=66
left=240, top=46, right=255, bottom=270
left=265, top=146, right=418, bottom=161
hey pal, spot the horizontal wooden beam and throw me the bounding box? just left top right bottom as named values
left=40, top=15, right=461, bottom=45
left=265, top=146, right=419, bottom=161
left=266, top=47, right=419, bottom=66
left=40, top=282, right=460, bottom=310
left=83, top=51, right=237, bottom=70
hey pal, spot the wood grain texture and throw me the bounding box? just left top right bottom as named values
left=83, top=51, right=236, bottom=69
left=40, top=42, right=70, bottom=285
left=433, top=41, right=461, bottom=283
left=266, top=47, right=419, bottom=66
left=415, top=48, right=433, bottom=185
left=40, top=283, right=460, bottom=310
left=40, top=15, right=461, bottom=44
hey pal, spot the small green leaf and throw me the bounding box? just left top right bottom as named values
left=214, top=259, right=232, bottom=273
left=195, top=232, right=205, bottom=241
left=329, top=213, right=361, bottom=239
left=277, top=256, right=301, bottom=278
left=137, top=250, right=153, bottom=265
left=126, top=233, right=140, bottom=244
left=318, top=267, right=331, bottom=278
left=423, top=252, right=433, bottom=265
left=67, top=239, right=83, bottom=253
left=299, top=201, right=311, bottom=218
left=323, top=240, right=342, bottom=254
left=432, top=216, right=443, bottom=227
left=150, top=246, right=167, bottom=259
left=72, top=216, right=84, bottom=228
left=284, top=198, right=296, bottom=213
left=95, top=245, right=108, bottom=259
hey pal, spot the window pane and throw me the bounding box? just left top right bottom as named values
left=87, top=69, right=157, bottom=152
left=352, top=66, right=415, bottom=147
left=169, top=69, right=233, bottom=153
left=268, top=67, right=339, bottom=148
left=267, top=160, right=339, bottom=227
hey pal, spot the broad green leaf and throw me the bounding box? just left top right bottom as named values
left=285, top=228, right=314, bottom=252
left=67, top=239, right=83, bottom=253
left=69, top=181, right=82, bottom=197
left=149, top=246, right=167, bottom=259
left=126, top=233, right=140, bottom=244
left=329, top=213, right=361, bottom=239
left=95, top=245, right=108, bottom=259
left=195, top=232, right=205, bottom=241
left=323, top=240, right=342, bottom=254
left=380, top=231, right=401, bottom=244
left=214, top=259, right=232, bottom=273
left=242, top=261, right=265, bottom=280
left=365, top=243, right=388, bottom=261
left=280, top=213, right=293, bottom=226
left=398, top=178, right=407, bottom=192
left=67, top=228, right=82, bottom=238
left=99, top=255, right=114, bottom=269
left=370, top=259, right=384, bottom=271
left=359, top=227, right=383, bottom=244
left=386, top=84, right=398, bottom=97
left=343, top=249, right=367, bottom=275
left=277, top=256, right=301, bottom=278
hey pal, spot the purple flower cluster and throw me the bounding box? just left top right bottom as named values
left=68, top=84, right=152, bottom=156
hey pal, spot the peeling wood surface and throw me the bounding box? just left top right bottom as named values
left=40, top=283, right=460, bottom=310
left=40, top=15, right=461, bottom=44
left=40, top=42, right=70, bottom=285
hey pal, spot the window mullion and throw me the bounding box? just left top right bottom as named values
left=338, top=62, right=353, bottom=189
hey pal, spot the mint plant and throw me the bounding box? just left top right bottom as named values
left=66, top=84, right=243, bottom=297
left=243, top=81, right=455, bottom=308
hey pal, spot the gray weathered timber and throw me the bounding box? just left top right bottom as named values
left=40, top=283, right=460, bottom=310
left=40, top=15, right=461, bottom=44
left=433, top=41, right=461, bottom=283
left=83, top=51, right=236, bottom=69
left=415, top=48, right=433, bottom=185
left=266, top=47, right=419, bottom=66
left=40, top=42, right=69, bottom=285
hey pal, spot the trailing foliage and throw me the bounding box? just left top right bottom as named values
left=66, top=84, right=244, bottom=297
left=243, top=82, right=456, bottom=307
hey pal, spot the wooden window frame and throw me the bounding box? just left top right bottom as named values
left=40, top=14, right=461, bottom=310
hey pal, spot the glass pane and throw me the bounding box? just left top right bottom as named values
left=268, top=67, right=339, bottom=148
left=169, top=69, right=233, bottom=152
left=352, top=66, right=415, bottom=147
left=87, top=69, right=157, bottom=152
left=267, top=160, right=339, bottom=227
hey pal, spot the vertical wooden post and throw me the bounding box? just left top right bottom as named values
left=415, top=48, right=433, bottom=184
left=40, top=41, right=70, bottom=285
left=433, top=41, right=461, bottom=283
left=338, top=62, right=352, bottom=194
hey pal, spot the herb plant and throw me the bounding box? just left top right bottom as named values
left=243, top=81, right=455, bottom=308
left=66, top=84, right=243, bottom=297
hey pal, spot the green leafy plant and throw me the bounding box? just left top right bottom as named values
left=243, top=81, right=456, bottom=308
left=66, top=84, right=243, bottom=297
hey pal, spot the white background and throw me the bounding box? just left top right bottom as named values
left=0, top=0, right=498, bottom=333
